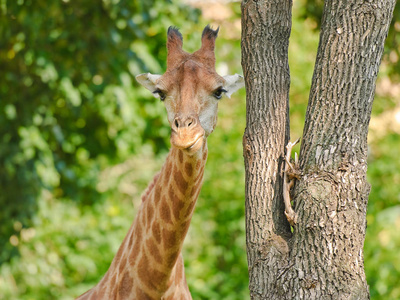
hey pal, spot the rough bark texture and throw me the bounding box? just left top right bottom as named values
left=241, top=0, right=293, bottom=298
left=242, top=0, right=395, bottom=299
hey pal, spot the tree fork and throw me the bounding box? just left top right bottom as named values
left=242, top=0, right=396, bottom=299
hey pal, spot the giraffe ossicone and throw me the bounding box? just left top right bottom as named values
left=76, top=25, right=244, bottom=300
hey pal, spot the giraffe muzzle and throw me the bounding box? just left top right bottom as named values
left=170, top=115, right=205, bottom=153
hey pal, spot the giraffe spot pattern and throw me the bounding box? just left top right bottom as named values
left=194, top=185, right=202, bottom=200
left=174, top=169, right=188, bottom=195
left=119, top=257, right=127, bottom=274
left=162, top=227, right=177, bottom=249
left=178, top=150, right=183, bottom=164
left=146, top=202, right=155, bottom=226
left=168, top=186, right=181, bottom=221
left=190, top=185, right=199, bottom=197
left=154, top=184, right=161, bottom=201
left=166, top=250, right=180, bottom=269
left=172, top=200, right=184, bottom=220
left=184, top=162, right=193, bottom=177
left=179, top=221, right=191, bottom=238
left=146, top=237, right=162, bottom=264
left=118, top=270, right=133, bottom=298
left=128, top=234, right=134, bottom=248
left=128, top=243, right=140, bottom=266
left=138, top=253, right=167, bottom=291
left=111, top=273, right=118, bottom=295
left=168, top=185, right=176, bottom=202
left=134, top=220, right=143, bottom=240
left=151, top=221, right=162, bottom=244
left=129, top=225, right=143, bottom=266
left=160, top=199, right=172, bottom=224
left=184, top=201, right=196, bottom=218
left=163, top=164, right=172, bottom=186
left=194, top=166, right=204, bottom=183
left=135, top=287, right=153, bottom=300
left=139, top=207, right=147, bottom=229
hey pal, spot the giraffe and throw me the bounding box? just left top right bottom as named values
left=76, top=25, right=244, bottom=300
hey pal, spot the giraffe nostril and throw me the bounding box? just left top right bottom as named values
left=174, top=116, right=197, bottom=129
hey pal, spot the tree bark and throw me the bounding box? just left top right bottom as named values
left=241, top=0, right=293, bottom=298
left=242, top=0, right=396, bottom=299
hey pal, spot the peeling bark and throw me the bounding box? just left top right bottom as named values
left=242, top=0, right=396, bottom=299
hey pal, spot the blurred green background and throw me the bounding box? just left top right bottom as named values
left=0, top=0, right=399, bottom=299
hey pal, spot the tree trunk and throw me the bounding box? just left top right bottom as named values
left=241, top=0, right=293, bottom=298
left=241, top=0, right=396, bottom=299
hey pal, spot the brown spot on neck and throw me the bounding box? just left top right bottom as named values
left=151, top=221, right=162, bottom=244
left=135, top=287, right=153, bottom=300
left=137, top=254, right=167, bottom=292
left=117, top=270, right=133, bottom=298
left=160, top=199, right=173, bottom=224
left=203, top=148, right=208, bottom=161
left=146, top=238, right=162, bottom=264
left=178, top=150, right=183, bottom=164
left=174, top=169, right=188, bottom=195
left=184, top=162, right=193, bottom=177
left=162, top=227, right=177, bottom=250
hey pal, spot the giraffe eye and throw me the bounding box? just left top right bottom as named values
left=213, top=87, right=227, bottom=100
left=153, top=89, right=166, bottom=101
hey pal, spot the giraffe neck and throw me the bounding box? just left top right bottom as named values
left=85, top=142, right=208, bottom=299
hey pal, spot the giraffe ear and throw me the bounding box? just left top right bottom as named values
left=136, top=73, right=162, bottom=94
left=223, top=74, right=245, bottom=98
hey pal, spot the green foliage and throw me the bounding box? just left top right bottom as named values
left=0, top=0, right=200, bottom=264
left=0, top=191, right=133, bottom=299
left=365, top=132, right=400, bottom=300
left=365, top=206, right=400, bottom=300
left=0, top=0, right=399, bottom=299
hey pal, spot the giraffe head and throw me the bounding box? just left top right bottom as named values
left=136, top=26, right=244, bottom=155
